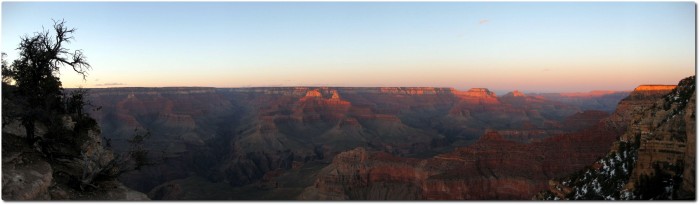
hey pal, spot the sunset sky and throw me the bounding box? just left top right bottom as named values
left=1, top=2, right=695, bottom=92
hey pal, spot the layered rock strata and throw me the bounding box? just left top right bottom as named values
left=300, top=121, right=622, bottom=200
left=537, top=77, right=694, bottom=200
left=83, top=86, right=628, bottom=198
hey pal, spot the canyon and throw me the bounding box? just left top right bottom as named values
left=536, top=77, right=695, bottom=200
left=3, top=78, right=694, bottom=200
left=7, top=79, right=691, bottom=200
left=298, top=82, right=692, bottom=200
left=307, top=79, right=700, bottom=200
left=79, top=86, right=636, bottom=199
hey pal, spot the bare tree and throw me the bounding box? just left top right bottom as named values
left=4, top=19, right=91, bottom=142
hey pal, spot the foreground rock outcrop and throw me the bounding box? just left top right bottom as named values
left=536, top=76, right=695, bottom=200
left=2, top=131, right=53, bottom=200
left=2, top=115, right=149, bottom=200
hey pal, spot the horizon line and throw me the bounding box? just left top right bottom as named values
left=64, top=85, right=645, bottom=94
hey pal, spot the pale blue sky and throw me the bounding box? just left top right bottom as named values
left=1, top=2, right=695, bottom=92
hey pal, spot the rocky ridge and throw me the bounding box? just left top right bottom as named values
left=299, top=118, right=622, bottom=200
left=536, top=76, right=694, bottom=200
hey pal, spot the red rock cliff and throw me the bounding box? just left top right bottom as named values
left=300, top=119, right=622, bottom=200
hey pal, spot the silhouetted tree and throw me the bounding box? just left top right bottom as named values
left=3, top=19, right=90, bottom=143
left=4, top=20, right=156, bottom=191
left=2, top=53, right=18, bottom=127
left=66, top=88, right=90, bottom=117
left=1, top=53, right=11, bottom=84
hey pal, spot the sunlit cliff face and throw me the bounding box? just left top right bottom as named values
left=509, top=90, right=526, bottom=97
left=456, top=88, right=497, bottom=98
left=633, top=85, right=677, bottom=91
left=304, top=89, right=323, bottom=97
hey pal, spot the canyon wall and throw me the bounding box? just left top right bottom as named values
left=299, top=80, right=693, bottom=200
left=537, top=77, right=695, bottom=200
left=299, top=119, right=622, bottom=200
left=83, top=86, right=628, bottom=199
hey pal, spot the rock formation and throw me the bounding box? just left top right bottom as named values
left=299, top=118, right=623, bottom=200
left=633, top=85, right=678, bottom=92
left=298, top=78, right=695, bottom=200
left=504, top=90, right=526, bottom=97
left=537, top=76, right=694, bottom=200
left=2, top=116, right=149, bottom=200
left=81, top=86, right=631, bottom=199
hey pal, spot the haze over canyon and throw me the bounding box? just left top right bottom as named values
left=62, top=79, right=691, bottom=200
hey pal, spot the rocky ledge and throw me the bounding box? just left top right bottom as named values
left=2, top=116, right=149, bottom=200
